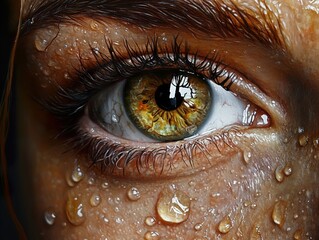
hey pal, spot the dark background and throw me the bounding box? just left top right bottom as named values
left=1, top=0, right=20, bottom=239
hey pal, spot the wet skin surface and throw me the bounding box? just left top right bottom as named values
left=13, top=0, right=319, bottom=239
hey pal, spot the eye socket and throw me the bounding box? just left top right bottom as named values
left=88, top=67, right=264, bottom=143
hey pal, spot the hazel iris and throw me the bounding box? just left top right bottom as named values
left=124, top=70, right=212, bottom=141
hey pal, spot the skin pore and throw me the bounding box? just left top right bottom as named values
left=10, top=0, right=319, bottom=239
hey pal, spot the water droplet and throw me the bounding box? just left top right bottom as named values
left=90, top=20, right=100, bottom=31
left=156, top=188, right=191, bottom=224
left=90, top=193, right=101, bottom=207
left=194, top=223, right=203, bottom=231
left=243, top=151, right=252, bottom=164
left=65, top=171, right=75, bottom=187
left=145, top=216, right=156, bottom=226
left=313, top=138, right=319, bottom=148
left=250, top=224, right=262, bottom=239
left=250, top=203, right=257, bottom=209
left=218, top=215, right=232, bottom=234
left=188, top=180, right=196, bottom=187
left=115, top=217, right=124, bottom=224
left=144, top=231, right=160, bottom=240
left=275, top=166, right=284, bottom=183
left=101, top=182, right=109, bottom=188
left=65, top=196, right=86, bottom=225
left=293, top=229, right=303, bottom=239
left=283, top=165, right=293, bottom=176
left=298, top=134, right=308, bottom=147
left=293, top=214, right=299, bottom=219
left=64, top=73, right=70, bottom=79
left=87, top=177, right=95, bottom=185
left=71, top=165, right=84, bottom=183
left=272, top=200, right=287, bottom=228
left=127, top=187, right=141, bottom=201
left=44, top=210, right=56, bottom=226
left=34, top=35, right=49, bottom=51
left=111, top=113, right=119, bottom=123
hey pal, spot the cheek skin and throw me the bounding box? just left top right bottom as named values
left=17, top=85, right=319, bottom=239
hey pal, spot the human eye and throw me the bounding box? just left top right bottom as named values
left=34, top=32, right=274, bottom=179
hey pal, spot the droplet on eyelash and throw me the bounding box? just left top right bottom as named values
left=272, top=200, right=287, bottom=228
left=156, top=188, right=191, bottom=224
left=144, top=231, right=160, bottom=240
left=127, top=187, right=141, bottom=201
left=44, top=209, right=56, bottom=226
left=275, top=166, right=284, bottom=183
left=144, top=216, right=156, bottom=227
left=217, top=215, right=232, bottom=234
left=65, top=196, right=86, bottom=225
left=90, top=193, right=101, bottom=207
left=293, top=229, right=303, bottom=239
left=71, top=165, right=84, bottom=183
left=283, top=164, right=293, bottom=176
left=298, top=134, right=309, bottom=147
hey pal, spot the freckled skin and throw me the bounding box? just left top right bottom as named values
left=12, top=0, right=319, bottom=239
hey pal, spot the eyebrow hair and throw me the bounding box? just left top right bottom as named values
left=21, top=0, right=286, bottom=49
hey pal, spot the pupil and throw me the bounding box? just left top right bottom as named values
left=155, top=83, right=184, bottom=111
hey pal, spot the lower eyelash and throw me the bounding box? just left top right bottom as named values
left=63, top=126, right=239, bottom=176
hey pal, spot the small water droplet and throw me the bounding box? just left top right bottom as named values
left=272, top=200, right=287, bottom=228
left=127, top=187, right=141, bottom=201
left=65, top=171, right=75, bottom=187
left=145, top=216, right=156, bottom=226
left=283, top=165, right=293, bottom=176
left=188, top=180, right=196, bottom=187
left=90, top=193, right=101, bottom=207
left=275, top=166, right=284, bottom=183
left=298, top=134, right=308, bottom=147
left=64, top=73, right=70, bottom=80
left=115, top=217, right=124, bottom=224
left=144, top=231, right=160, bottom=240
left=111, top=113, right=119, bottom=123
left=71, top=165, right=84, bottom=183
left=101, top=182, right=109, bottom=189
left=243, top=151, right=252, bottom=164
left=293, top=214, right=299, bottom=219
left=194, top=222, right=203, bottom=231
left=65, top=196, right=86, bottom=225
left=218, top=215, right=232, bottom=234
left=156, top=188, right=191, bottom=224
left=293, top=229, right=303, bottom=239
left=313, top=138, right=319, bottom=148
left=90, top=20, right=100, bottom=30
left=250, top=203, right=257, bottom=209
left=87, top=177, right=95, bottom=185
left=44, top=210, right=56, bottom=226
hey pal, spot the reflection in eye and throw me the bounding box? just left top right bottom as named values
left=44, top=37, right=270, bottom=176
left=89, top=69, right=249, bottom=142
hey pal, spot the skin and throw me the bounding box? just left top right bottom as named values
left=9, top=0, right=319, bottom=239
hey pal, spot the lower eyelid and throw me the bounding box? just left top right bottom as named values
left=74, top=114, right=243, bottom=178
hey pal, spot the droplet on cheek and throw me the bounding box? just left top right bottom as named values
left=293, top=229, right=303, bottom=239
left=272, top=200, right=287, bottom=228
left=145, top=216, right=156, bottom=227
left=90, top=193, right=101, bottom=207
left=44, top=209, right=56, bottom=226
left=65, top=196, right=86, bottom=225
left=127, top=187, right=141, bottom=201
left=156, top=188, right=191, bottom=224
left=144, top=231, right=160, bottom=240
left=217, top=216, right=232, bottom=234
left=283, top=164, right=293, bottom=176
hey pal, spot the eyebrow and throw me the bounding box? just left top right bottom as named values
left=21, top=0, right=285, bottom=49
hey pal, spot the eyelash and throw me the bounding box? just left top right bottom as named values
left=42, top=36, right=241, bottom=175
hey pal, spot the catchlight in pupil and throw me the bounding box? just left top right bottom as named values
left=124, top=70, right=212, bottom=141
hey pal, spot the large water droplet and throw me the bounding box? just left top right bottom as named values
left=218, top=216, right=232, bottom=234
left=90, top=193, right=101, bottom=207
left=71, top=165, right=84, bottom=183
left=144, top=231, right=160, bottom=240
left=127, top=187, right=141, bottom=201
left=275, top=166, right=284, bottom=183
left=65, top=196, right=86, bottom=225
left=145, top=216, right=156, bottom=226
left=34, top=35, right=49, bottom=51
left=156, top=188, right=191, bottom=224
left=272, top=200, right=287, bottom=228
left=44, top=210, right=56, bottom=226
